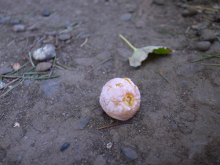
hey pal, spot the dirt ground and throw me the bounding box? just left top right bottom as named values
left=0, top=0, right=220, bottom=164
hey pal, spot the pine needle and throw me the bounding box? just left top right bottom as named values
left=190, top=54, right=220, bottom=63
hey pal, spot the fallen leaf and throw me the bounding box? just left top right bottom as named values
left=119, top=34, right=172, bottom=67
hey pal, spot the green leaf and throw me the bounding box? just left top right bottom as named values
left=119, top=34, right=172, bottom=67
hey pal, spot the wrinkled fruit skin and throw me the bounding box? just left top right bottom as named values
left=99, top=78, right=141, bottom=121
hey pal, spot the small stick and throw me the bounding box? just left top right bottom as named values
left=0, top=81, right=21, bottom=99
left=0, top=112, right=4, bottom=120
left=98, top=122, right=132, bottom=130
left=0, top=75, right=22, bottom=78
left=6, top=62, right=29, bottom=76
left=201, top=63, right=220, bottom=66
left=190, top=54, right=220, bottom=63
left=87, top=57, right=112, bottom=73
left=0, top=78, right=20, bottom=90
left=85, top=44, right=96, bottom=51
left=188, top=5, right=219, bottom=12
left=56, top=62, right=72, bottom=70
left=158, top=70, right=170, bottom=83
left=28, top=52, right=35, bottom=67
left=80, top=38, right=88, bottom=47
left=53, top=56, right=57, bottom=68
left=49, top=68, right=54, bottom=78
left=55, top=34, right=59, bottom=46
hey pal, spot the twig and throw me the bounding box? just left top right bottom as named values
left=3, top=62, right=29, bottom=76
left=0, top=78, right=20, bottom=90
left=53, top=56, right=57, bottom=68
left=0, top=75, right=22, bottom=78
left=55, top=34, right=59, bottom=46
left=190, top=54, right=220, bottom=63
left=85, top=44, right=96, bottom=51
left=80, top=38, right=88, bottom=47
left=158, top=70, right=170, bottom=83
left=22, top=75, right=60, bottom=80
left=24, top=66, right=36, bottom=73
left=201, top=63, right=220, bottom=66
left=98, top=122, right=132, bottom=130
left=87, top=57, right=112, bottom=73
left=0, top=112, right=4, bottom=120
left=0, top=80, right=21, bottom=99
left=56, top=62, right=72, bottom=70
left=28, top=52, right=35, bottom=67
left=188, top=5, right=219, bottom=12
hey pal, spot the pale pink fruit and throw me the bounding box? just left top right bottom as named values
left=100, top=78, right=141, bottom=121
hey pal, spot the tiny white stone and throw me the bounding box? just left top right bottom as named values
left=13, top=122, right=20, bottom=127
left=107, top=142, right=113, bottom=149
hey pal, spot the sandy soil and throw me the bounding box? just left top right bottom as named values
left=0, top=0, right=220, bottom=164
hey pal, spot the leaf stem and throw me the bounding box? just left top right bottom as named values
left=119, top=34, right=137, bottom=51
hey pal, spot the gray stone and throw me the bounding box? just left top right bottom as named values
left=35, top=62, right=52, bottom=72
left=45, top=31, right=57, bottom=36
left=58, top=34, right=71, bottom=41
left=41, top=79, right=59, bottom=97
left=11, top=19, right=20, bottom=25
left=126, top=4, right=137, bottom=13
left=78, top=117, right=91, bottom=130
left=0, top=15, right=11, bottom=24
left=205, top=41, right=220, bottom=55
left=94, top=108, right=104, bottom=116
left=191, top=22, right=210, bottom=30
left=12, top=24, right=26, bottom=32
left=42, top=8, right=50, bottom=17
left=153, top=0, right=165, bottom=5
left=120, top=13, right=132, bottom=21
left=32, top=44, right=56, bottom=61
left=182, top=9, right=197, bottom=17
left=200, top=29, right=216, bottom=42
left=79, top=34, right=90, bottom=39
left=0, top=67, right=13, bottom=75
left=121, top=147, right=138, bottom=160
left=195, top=41, right=211, bottom=51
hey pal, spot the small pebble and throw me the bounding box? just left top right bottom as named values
left=11, top=19, right=20, bottom=25
left=60, top=142, right=70, bottom=151
left=120, top=13, right=132, bottom=21
left=200, top=29, right=216, bottom=42
left=107, top=142, right=113, bottom=149
left=121, top=147, right=138, bottom=160
left=126, top=4, right=137, bottom=13
left=94, top=108, right=104, bottom=116
left=195, top=41, right=211, bottom=51
left=0, top=67, right=13, bottom=75
left=58, top=34, right=71, bottom=41
left=191, top=22, right=210, bottom=30
left=12, top=63, right=21, bottom=70
left=42, top=8, right=50, bottom=17
left=12, top=24, right=26, bottom=32
left=153, top=0, right=165, bottom=5
left=35, top=62, right=52, bottom=72
left=182, top=9, right=197, bottom=17
left=78, top=117, right=91, bottom=130
left=32, top=44, right=56, bottom=61
left=79, top=34, right=90, bottom=39
left=0, top=16, right=11, bottom=24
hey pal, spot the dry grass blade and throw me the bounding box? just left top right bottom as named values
left=80, top=38, right=88, bottom=47
left=6, top=62, right=29, bottom=76
left=0, top=80, right=21, bottom=99
left=98, top=122, right=132, bottom=130
left=0, top=78, right=20, bottom=90
left=23, top=75, right=60, bottom=80
left=190, top=54, right=220, bottom=63
left=28, top=52, right=35, bottom=67
left=56, top=62, right=72, bottom=70
left=158, top=70, right=170, bottom=83
left=87, top=57, right=112, bottom=73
